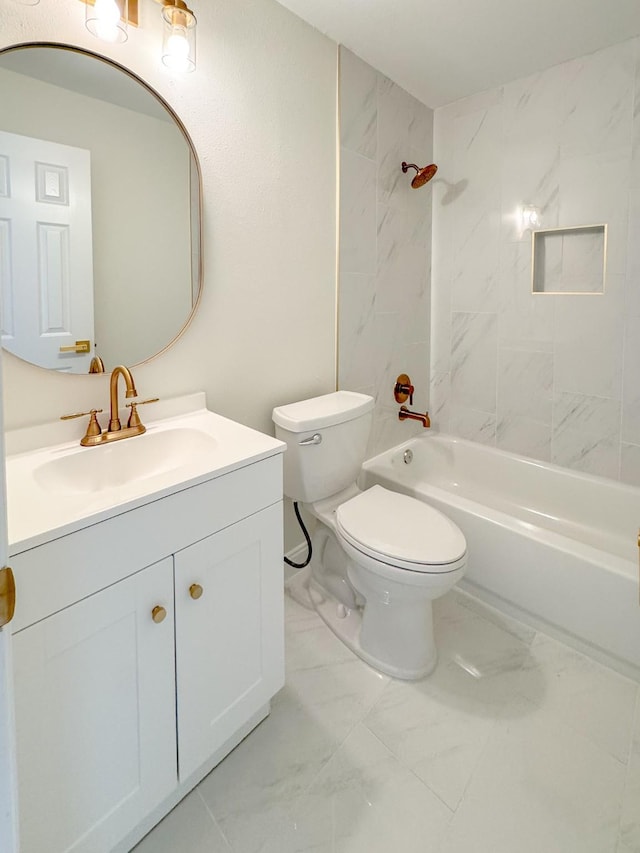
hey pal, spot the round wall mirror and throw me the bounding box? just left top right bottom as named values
left=0, top=43, right=202, bottom=374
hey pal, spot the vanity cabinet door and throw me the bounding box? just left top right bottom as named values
left=12, top=557, right=177, bottom=853
left=174, top=502, right=284, bottom=781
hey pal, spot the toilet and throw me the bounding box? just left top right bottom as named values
left=272, top=390, right=467, bottom=680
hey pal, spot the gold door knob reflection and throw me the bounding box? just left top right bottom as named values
left=59, top=340, right=91, bottom=354
left=189, top=584, right=203, bottom=600
left=151, top=605, right=167, bottom=624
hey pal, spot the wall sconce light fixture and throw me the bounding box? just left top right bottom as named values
left=79, top=0, right=196, bottom=72
left=84, top=0, right=137, bottom=43
left=158, top=0, right=197, bottom=73
left=519, top=204, right=541, bottom=233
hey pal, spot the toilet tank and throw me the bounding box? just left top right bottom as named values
left=272, top=391, right=374, bottom=503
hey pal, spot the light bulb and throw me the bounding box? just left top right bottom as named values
left=166, top=26, right=190, bottom=67
left=86, top=0, right=127, bottom=43
left=161, top=2, right=197, bottom=73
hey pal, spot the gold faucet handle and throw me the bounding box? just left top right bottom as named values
left=60, top=409, right=104, bottom=440
left=394, top=374, right=415, bottom=406
left=61, top=408, right=103, bottom=421
left=127, top=398, right=160, bottom=407
left=125, top=397, right=159, bottom=428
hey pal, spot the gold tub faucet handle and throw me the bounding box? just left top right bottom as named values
left=394, top=374, right=415, bottom=406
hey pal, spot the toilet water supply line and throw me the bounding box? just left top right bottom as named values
left=284, top=502, right=313, bottom=568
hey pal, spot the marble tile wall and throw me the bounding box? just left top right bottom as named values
left=432, top=37, right=640, bottom=483
left=338, top=47, right=434, bottom=456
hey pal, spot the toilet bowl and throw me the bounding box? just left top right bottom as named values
left=272, top=391, right=467, bottom=679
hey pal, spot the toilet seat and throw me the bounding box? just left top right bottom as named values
left=335, top=485, right=466, bottom=573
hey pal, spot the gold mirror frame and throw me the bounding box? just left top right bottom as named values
left=0, top=41, right=203, bottom=375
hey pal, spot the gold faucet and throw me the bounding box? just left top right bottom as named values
left=88, top=355, right=105, bottom=374
left=398, top=406, right=431, bottom=428
left=109, top=365, right=138, bottom=431
left=61, top=365, right=158, bottom=446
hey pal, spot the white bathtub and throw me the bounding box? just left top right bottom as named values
left=362, top=434, right=640, bottom=677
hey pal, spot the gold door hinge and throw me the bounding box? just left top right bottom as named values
left=0, top=567, right=15, bottom=628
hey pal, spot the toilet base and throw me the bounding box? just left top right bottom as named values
left=305, top=577, right=438, bottom=681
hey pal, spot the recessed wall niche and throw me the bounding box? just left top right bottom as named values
left=531, top=224, right=607, bottom=294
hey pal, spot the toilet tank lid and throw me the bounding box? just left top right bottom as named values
left=272, top=391, right=374, bottom=432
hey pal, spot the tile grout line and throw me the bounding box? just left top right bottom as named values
left=508, top=664, right=636, bottom=770
left=295, top=664, right=394, bottom=804
left=364, top=647, right=531, bottom=824
left=361, top=716, right=455, bottom=816
left=447, top=703, right=506, bottom=819
left=356, top=592, right=541, bottom=823
left=279, top=592, right=397, bottom=815
left=196, top=786, right=236, bottom=852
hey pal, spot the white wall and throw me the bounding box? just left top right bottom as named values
left=0, top=65, right=192, bottom=369
left=338, top=47, right=433, bottom=456
left=1, top=0, right=337, bottom=551
left=431, top=37, right=640, bottom=483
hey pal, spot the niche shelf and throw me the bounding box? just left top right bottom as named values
left=531, top=224, right=607, bottom=294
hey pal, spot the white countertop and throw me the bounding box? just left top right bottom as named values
left=6, top=393, right=284, bottom=554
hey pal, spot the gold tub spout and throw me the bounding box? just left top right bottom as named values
left=398, top=405, right=431, bottom=428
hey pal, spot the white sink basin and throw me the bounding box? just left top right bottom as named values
left=34, top=427, right=218, bottom=495
left=5, top=395, right=285, bottom=551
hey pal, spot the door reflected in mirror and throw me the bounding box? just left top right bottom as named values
left=0, top=44, right=202, bottom=374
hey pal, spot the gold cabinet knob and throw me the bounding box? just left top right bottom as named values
left=151, top=605, right=167, bottom=624
left=189, top=583, right=203, bottom=600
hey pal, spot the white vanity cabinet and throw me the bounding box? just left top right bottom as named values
left=7, top=436, right=285, bottom=853
left=175, top=504, right=283, bottom=782
left=13, top=557, right=178, bottom=853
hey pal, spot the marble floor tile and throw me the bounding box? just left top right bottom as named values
left=451, top=588, right=538, bottom=646
left=515, top=633, right=639, bottom=762
left=285, top=601, right=357, bottom=673
left=442, top=697, right=627, bottom=853
left=287, top=656, right=388, bottom=743
left=144, top=587, right=639, bottom=853
left=287, top=723, right=453, bottom=853
left=132, top=790, right=231, bottom=853
left=284, top=594, right=390, bottom=742
left=197, top=685, right=340, bottom=850
left=199, top=602, right=389, bottom=852
left=362, top=592, right=540, bottom=810
left=433, top=594, right=539, bottom=707
left=283, top=592, right=318, bottom=629
left=364, top=666, right=499, bottom=809
left=619, top=695, right=640, bottom=851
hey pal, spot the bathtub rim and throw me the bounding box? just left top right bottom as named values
left=364, top=431, right=640, bottom=499
left=362, top=432, right=640, bottom=573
